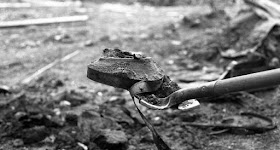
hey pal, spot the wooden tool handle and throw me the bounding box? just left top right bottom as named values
left=214, top=68, right=280, bottom=95
left=168, top=68, right=280, bottom=106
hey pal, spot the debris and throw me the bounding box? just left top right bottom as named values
left=0, top=15, right=89, bottom=28
left=35, top=75, right=65, bottom=88
left=220, top=56, right=269, bottom=79
left=101, top=106, right=136, bottom=127
left=182, top=16, right=201, bottom=28
left=20, top=126, right=50, bottom=144
left=0, top=85, right=12, bottom=95
left=185, top=112, right=276, bottom=135
left=77, top=142, right=88, bottom=150
left=14, top=112, right=28, bottom=120
left=83, top=40, right=95, bottom=47
left=221, top=24, right=280, bottom=78
left=220, top=48, right=251, bottom=59
left=20, top=40, right=41, bottom=48
left=53, top=33, right=73, bottom=43
left=219, top=0, right=280, bottom=78
left=52, top=89, right=91, bottom=107
left=16, top=111, right=63, bottom=128
left=78, top=110, right=122, bottom=140
left=0, top=61, right=23, bottom=69
left=22, top=50, right=80, bottom=85
left=170, top=40, right=182, bottom=46
left=224, top=0, right=280, bottom=55
left=12, top=139, right=24, bottom=147
left=94, top=129, right=128, bottom=150
left=55, top=130, right=76, bottom=146
left=59, top=100, right=71, bottom=107
left=151, top=116, right=163, bottom=126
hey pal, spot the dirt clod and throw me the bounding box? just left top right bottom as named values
left=94, top=129, right=128, bottom=150
left=21, top=126, right=50, bottom=144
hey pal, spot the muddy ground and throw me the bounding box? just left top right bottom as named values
left=1, top=0, right=280, bottom=150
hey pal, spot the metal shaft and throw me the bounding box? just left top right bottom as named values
left=169, top=68, right=280, bottom=106
left=214, top=68, right=280, bottom=94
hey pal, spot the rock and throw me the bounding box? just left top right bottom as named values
left=59, top=100, right=71, bottom=107
left=182, top=16, right=201, bottom=28
left=52, top=89, right=90, bottom=107
left=151, top=116, right=162, bottom=126
left=100, top=106, right=135, bottom=127
left=94, top=129, right=128, bottom=150
left=84, top=40, right=95, bottom=47
left=14, top=111, right=27, bottom=120
left=56, top=130, right=76, bottom=144
left=51, top=79, right=64, bottom=87
left=65, top=113, right=79, bottom=126
left=21, top=126, right=50, bottom=144
left=20, top=40, right=40, bottom=48
left=127, top=145, right=137, bottom=150
left=18, top=112, right=63, bottom=128
left=0, top=85, right=11, bottom=95
left=79, top=110, right=121, bottom=129
left=12, top=139, right=24, bottom=147
left=99, top=35, right=111, bottom=42
left=77, top=142, right=88, bottom=150
left=53, top=33, right=73, bottom=43
left=77, top=110, right=122, bottom=143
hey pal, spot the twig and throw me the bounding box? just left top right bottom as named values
left=0, top=3, right=31, bottom=8
left=21, top=50, right=81, bottom=85
left=22, top=0, right=82, bottom=8
left=0, top=15, right=89, bottom=28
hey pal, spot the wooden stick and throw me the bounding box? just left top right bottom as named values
left=0, top=3, right=31, bottom=8
left=21, top=50, right=81, bottom=85
left=0, top=15, right=89, bottom=28
left=22, top=0, right=82, bottom=7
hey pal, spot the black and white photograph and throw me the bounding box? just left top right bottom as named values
left=1, top=0, right=280, bottom=149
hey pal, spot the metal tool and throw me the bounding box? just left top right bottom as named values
left=88, top=49, right=280, bottom=110
left=136, top=68, right=280, bottom=109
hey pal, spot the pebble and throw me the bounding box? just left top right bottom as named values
left=12, top=139, right=24, bottom=147
left=84, top=40, right=95, bottom=47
